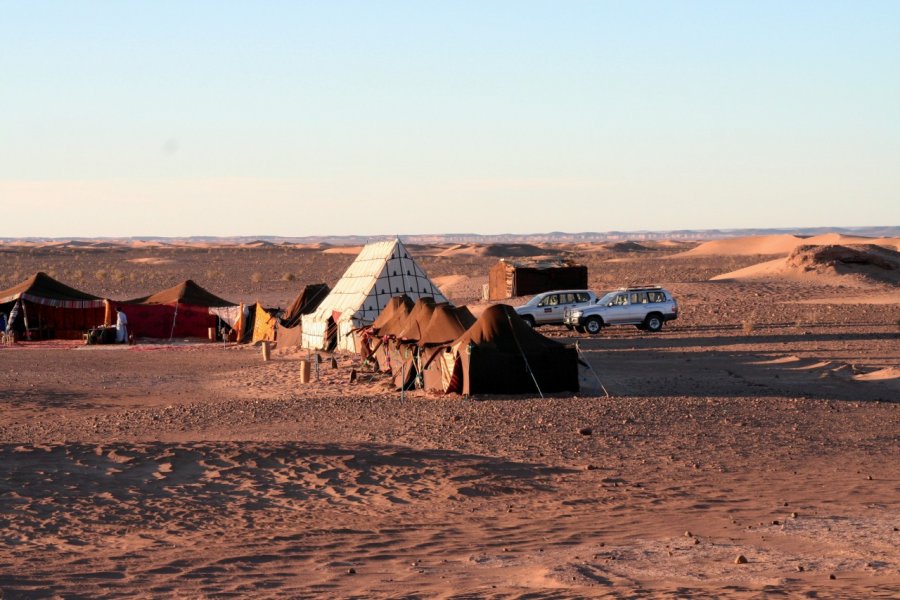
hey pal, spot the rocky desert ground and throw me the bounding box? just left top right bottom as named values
left=0, top=234, right=898, bottom=598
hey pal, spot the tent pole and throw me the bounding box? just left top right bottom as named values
left=505, top=311, right=543, bottom=399
left=170, top=302, right=179, bottom=340
left=575, top=341, right=611, bottom=398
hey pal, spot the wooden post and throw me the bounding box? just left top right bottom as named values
left=261, top=342, right=271, bottom=361
left=208, top=327, right=216, bottom=341
left=299, top=359, right=311, bottom=383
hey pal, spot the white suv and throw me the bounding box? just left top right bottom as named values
left=515, top=290, right=598, bottom=327
left=564, top=286, right=678, bottom=334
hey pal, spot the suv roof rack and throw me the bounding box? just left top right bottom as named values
left=618, top=285, right=663, bottom=291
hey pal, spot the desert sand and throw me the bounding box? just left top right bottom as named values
left=1, top=235, right=898, bottom=598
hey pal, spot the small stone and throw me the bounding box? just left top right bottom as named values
left=791, top=512, right=798, bottom=518
left=578, top=427, right=593, bottom=436
left=772, top=520, right=780, bottom=525
left=693, top=538, right=700, bottom=545
left=585, top=464, right=598, bottom=471
left=796, top=565, right=804, bottom=572
left=734, top=555, right=748, bottom=564
left=684, top=531, right=693, bottom=538
left=829, top=573, right=836, bottom=580
left=347, top=568, right=356, bottom=575
left=866, top=475, right=873, bottom=480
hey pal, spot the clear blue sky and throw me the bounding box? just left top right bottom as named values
left=1, top=1, right=898, bottom=237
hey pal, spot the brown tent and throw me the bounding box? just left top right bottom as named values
left=488, top=258, right=588, bottom=300
left=371, top=296, right=421, bottom=373
left=118, top=280, right=235, bottom=339
left=372, top=295, right=416, bottom=337
left=389, top=298, right=443, bottom=389
left=0, top=272, right=108, bottom=340
left=418, top=305, right=477, bottom=393
left=127, top=280, right=234, bottom=307
left=418, top=305, right=476, bottom=348
left=281, top=283, right=330, bottom=328
left=274, top=283, right=331, bottom=350
left=441, top=304, right=579, bottom=396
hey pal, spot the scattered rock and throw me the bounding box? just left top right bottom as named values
left=734, top=555, right=748, bottom=564
left=772, top=520, right=780, bottom=525
left=796, top=565, right=804, bottom=572
left=684, top=531, right=693, bottom=538
left=347, top=567, right=356, bottom=575
left=578, top=427, right=593, bottom=436
left=829, top=573, right=836, bottom=580
left=791, top=512, right=798, bottom=518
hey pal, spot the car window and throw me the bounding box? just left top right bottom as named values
left=562, top=293, right=576, bottom=303
left=576, top=292, right=590, bottom=303
left=598, top=292, right=616, bottom=305
left=613, top=294, right=628, bottom=306
left=547, top=294, right=559, bottom=306
left=536, top=295, right=549, bottom=307
left=647, top=291, right=666, bottom=303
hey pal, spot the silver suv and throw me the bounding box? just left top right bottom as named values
left=515, top=289, right=598, bottom=327
left=564, top=286, right=678, bottom=334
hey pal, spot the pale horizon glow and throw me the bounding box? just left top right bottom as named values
left=1, top=1, right=898, bottom=237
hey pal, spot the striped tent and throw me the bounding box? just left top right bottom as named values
left=0, top=272, right=109, bottom=340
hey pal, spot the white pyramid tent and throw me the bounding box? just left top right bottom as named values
left=301, top=239, right=449, bottom=351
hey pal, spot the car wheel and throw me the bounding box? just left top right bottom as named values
left=574, top=325, right=586, bottom=334
left=584, top=317, right=603, bottom=335
left=644, top=314, right=663, bottom=332
left=521, top=315, right=536, bottom=328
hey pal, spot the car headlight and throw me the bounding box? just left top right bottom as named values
left=570, top=311, right=582, bottom=319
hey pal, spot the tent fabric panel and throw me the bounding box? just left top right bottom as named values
left=209, top=306, right=242, bottom=328
left=251, top=304, right=277, bottom=343
left=20, top=293, right=106, bottom=309
left=5, top=300, right=107, bottom=340
left=120, top=303, right=218, bottom=339
left=274, top=323, right=302, bottom=349
left=461, top=346, right=579, bottom=396
left=0, top=272, right=104, bottom=305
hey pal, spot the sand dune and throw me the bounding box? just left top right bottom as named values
left=679, top=233, right=900, bottom=258
left=677, top=234, right=804, bottom=257
left=712, top=244, right=900, bottom=286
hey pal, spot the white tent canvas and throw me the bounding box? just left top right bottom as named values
left=301, top=239, right=449, bottom=351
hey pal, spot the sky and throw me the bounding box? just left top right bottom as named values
left=1, top=1, right=898, bottom=237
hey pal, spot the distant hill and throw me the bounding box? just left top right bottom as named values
left=2, top=226, right=898, bottom=246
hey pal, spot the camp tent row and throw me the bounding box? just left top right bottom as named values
left=0, top=273, right=328, bottom=343
left=361, top=298, right=579, bottom=396
left=296, top=238, right=580, bottom=395
left=301, top=239, right=448, bottom=352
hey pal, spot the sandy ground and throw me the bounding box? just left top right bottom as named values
left=0, top=239, right=898, bottom=598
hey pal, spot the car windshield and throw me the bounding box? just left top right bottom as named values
left=597, top=292, right=617, bottom=305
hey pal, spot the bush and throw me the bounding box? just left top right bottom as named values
left=280, top=272, right=296, bottom=281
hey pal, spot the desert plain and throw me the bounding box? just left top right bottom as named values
left=0, top=233, right=898, bottom=598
